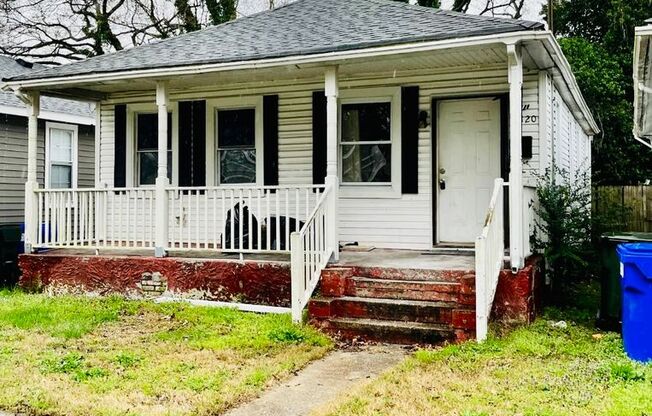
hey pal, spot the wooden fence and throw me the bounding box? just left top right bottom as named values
left=593, top=186, right=652, bottom=232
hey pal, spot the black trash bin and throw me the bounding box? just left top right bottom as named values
left=0, top=223, right=23, bottom=286
left=598, top=232, right=652, bottom=331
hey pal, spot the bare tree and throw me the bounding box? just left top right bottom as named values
left=450, top=0, right=526, bottom=18
left=0, top=0, right=237, bottom=64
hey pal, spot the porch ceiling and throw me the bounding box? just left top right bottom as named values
left=35, top=44, right=509, bottom=99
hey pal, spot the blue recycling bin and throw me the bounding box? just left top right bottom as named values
left=617, top=243, right=652, bottom=362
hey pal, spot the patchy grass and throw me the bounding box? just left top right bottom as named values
left=315, top=304, right=652, bottom=415
left=0, top=290, right=332, bottom=415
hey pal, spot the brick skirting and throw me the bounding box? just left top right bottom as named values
left=19, top=253, right=291, bottom=306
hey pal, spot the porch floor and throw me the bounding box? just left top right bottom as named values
left=336, top=248, right=475, bottom=271
left=33, top=247, right=475, bottom=271
left=34, top=248, right=291, bottom=263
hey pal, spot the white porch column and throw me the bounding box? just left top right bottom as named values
left=507, top=43, right=524, bottom=271
left=24, top=91, right=40, bottom=253
left=154, top=81, right=169, bottom=257
left=324, top=67, right=339, bottom=261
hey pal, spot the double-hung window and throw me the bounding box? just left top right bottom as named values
left=46, top=123, right=77, bottom=189
left=340, top=102, right=392, bottom=184
left=217, top=108, right=256, bottom=184
left=136, top=113, right=172, bottom=186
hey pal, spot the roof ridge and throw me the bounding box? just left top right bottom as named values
left=12, top=0, right=313, bottom=76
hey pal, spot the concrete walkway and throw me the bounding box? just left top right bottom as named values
left=225, top=346, right=406, bottom=416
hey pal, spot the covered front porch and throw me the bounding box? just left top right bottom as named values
left=14, top=41, right=535, bottom=338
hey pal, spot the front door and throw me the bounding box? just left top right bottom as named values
left=436, top=98, right=501, bottom=244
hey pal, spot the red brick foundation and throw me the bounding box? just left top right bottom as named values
left=18, top=253, right=291, bottom=306
left=492, top=255, right=545, bottom=323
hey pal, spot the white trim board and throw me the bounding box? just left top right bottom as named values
left=154, top=296, right=291, bottom=314
left=338, top=86, right=402, bottom=199
left=205, top=96, right=264, bottom=187
left=45, top=121, right=79, bottom=189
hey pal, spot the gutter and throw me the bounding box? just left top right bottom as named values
left=1, top=31, right=545, bottom=87
left=1, top=30, right=598, bottom=135
left=537, top=33, right=601, bottom=135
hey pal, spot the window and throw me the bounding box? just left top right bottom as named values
left=340, top=102, right=392, bottom=183
left=217, top=108, right=256, bottom=184
left=46, top=123, right=77, bottom=189
left=136, top=113, right=172, bottom=185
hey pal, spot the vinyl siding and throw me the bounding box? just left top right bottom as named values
left=99, top=64, right=577, bottom=250
left=549, top=84, right=591, bottom=179
left=0, top=113, right=95, bottom=224
left=522, top=70, right=540, bottom=185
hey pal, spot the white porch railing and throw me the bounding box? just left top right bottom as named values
left=290, top=185, right=335, bottom=322
left=34, top=188, right=157, bottom=248
left=166, top=185, right=325, bottom=252
left=33, top=184, right=325, bottom=253
left=474, top=178, right=505, bottom=342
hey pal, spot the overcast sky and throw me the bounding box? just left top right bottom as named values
left=238, top=0, right=547, bottom=22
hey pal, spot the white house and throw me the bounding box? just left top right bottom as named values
left=2, top=0, right=597, bottom=342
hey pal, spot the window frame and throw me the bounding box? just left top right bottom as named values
left=45, top=122, right=78, bottom=189
left=126, top=103, right=178, bottom=187
left=338, top=87, right=402, bottom=198
left=206, top=96, right=264, bottom=187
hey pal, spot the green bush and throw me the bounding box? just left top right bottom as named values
left=533, top=168, right=593, bottom=293
left=533, top=168, right=631, bottom=302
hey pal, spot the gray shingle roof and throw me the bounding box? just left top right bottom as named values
left=0, top=56, right=94, bottom=118
left=5, top=0, right=543, bottom=83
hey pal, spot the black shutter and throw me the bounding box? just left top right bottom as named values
left=178, top=100, right=206, bottom=187
left=312, top=90, right=327, bottom=185
left=263, top=95, right=279, bottom=186
left=401, top=86, right=419, bottom=194
left=113, top=104, right=127, bottom=188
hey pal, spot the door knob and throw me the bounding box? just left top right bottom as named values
left=439, top=179, right=446, bottom=190
left=439, top=167, right=446, bottom=175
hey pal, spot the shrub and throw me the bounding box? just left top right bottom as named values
left=532, top=167, right=631, bottom=302
left=533, top=168, right=593, bottom=294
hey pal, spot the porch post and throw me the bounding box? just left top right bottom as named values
left=507, top=43, right=524, bottom=271
left=24, top=91, right=40, bottom=253
left=154, top=81, right=169, bottom=257
left=324, top=66, right=339, bottom=261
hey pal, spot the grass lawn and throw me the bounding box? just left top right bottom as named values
left=316, top=295, right=652, bottom=416
left=0, top=290, right=332, bottom=416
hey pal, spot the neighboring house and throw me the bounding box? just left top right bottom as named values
left=634, top=19, right=652, bottom=150
left=2, top=0, right=598, bottom=343
left=0, top=56, right=96, bottom=225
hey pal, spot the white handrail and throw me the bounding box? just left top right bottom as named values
left=475, top=178, right=505, bottom=342
left=290, top=185, right=335, bottom=322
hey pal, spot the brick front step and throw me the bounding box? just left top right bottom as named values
left=310, top=265, right=478, bottom=345
left=318, top=317, right=458, bottom=345
left=350, top=267, right=474, bottom=282
left=347, top=276, right=473, bottom=304
left=310, top=296, right=473, bottom=326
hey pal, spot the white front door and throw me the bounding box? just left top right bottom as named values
left=437, top=98, right=501, bottom=243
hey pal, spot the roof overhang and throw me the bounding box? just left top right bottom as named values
left=0, top=30, right=598, bottom=135
left=0, top=103, right=95, bottom=125
left=634, top=24, right=652, bottom=149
